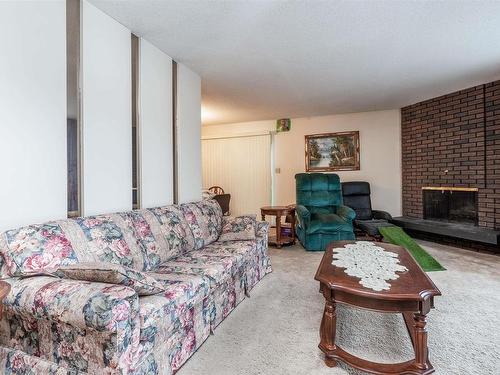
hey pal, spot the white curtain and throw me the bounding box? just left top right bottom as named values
left=202, top=134, right=272, bottom=216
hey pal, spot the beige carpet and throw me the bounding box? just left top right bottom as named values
left=179, top=241, right=500, bottom=375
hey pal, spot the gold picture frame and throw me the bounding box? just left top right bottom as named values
left=305, top=131, right=360, bottom=172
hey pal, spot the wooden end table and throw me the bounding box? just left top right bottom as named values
left=0, top=281, right=11, bottom=319
left=315, top=241, right=441, bottom=374
left=260, top=206, right=296, bottom=248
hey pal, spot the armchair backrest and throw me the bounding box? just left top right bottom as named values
left=341, top=181, right=373, bottom=220
left=295, top=173, right=343, bottom=214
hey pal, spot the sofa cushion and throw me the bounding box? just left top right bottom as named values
left=140, top=206, right=195, bottom=266
left=307, top=213, right=353, bottom=234
left=56, top=262, right=165, bottom=296
left=0, top=222, right=94, bottom=277
left=138, top=273, right=209, bottom=334
left=71, top=214, right=146, bottom=270
left=3, top=276, right=139, bottom=333
left=148, top=272, right=210, bottom=307
left=206, top=238, right=272, bottom=292
left=180, top=200, right=223, bottom=250
left=218, top=215, right=256, bottom=242
left=202, top=240, right=255, bottom=268
left=156, top=252, right=237, bottom=290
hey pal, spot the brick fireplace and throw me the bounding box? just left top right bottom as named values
left=422, top=187, right=478, bottom=225
left=399, top=80, right=500, bottom=248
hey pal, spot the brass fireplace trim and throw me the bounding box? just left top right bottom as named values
left=422, top=186, right=478, bottom=192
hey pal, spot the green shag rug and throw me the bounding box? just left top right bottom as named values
left=378, top=226, right=446, bottom=272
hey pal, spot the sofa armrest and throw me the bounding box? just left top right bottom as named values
left=295, top=205, right=311, bottom=228
left=372, top=210, right=392, bottom=221
left=3, top=276, right=139, bottom=333
left=255, top=220, right=270, bottom=238
left=336, top=205, right=356, bottom=222
left=254, top=220, right=272, bottom=275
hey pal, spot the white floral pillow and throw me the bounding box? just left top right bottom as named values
left=218, top=215, right=256, bottom=242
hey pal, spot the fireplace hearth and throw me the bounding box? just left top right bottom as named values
left=422, top=187, right=478, bottom=226
left=392, top=186, right=500, bottom=249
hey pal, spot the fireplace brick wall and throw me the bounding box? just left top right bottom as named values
left=401, top=80, right=500, bottom=230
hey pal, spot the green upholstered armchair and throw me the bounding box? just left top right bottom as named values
left=295, top=173, right=355, bottom=251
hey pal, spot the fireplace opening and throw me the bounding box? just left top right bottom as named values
left=423, top=188, right=478, bottom=226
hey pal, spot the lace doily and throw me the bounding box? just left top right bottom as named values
left=331, top=241, right=408, bottom=291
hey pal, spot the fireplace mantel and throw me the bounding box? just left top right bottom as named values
left=422, top=187, right=479, bottom=192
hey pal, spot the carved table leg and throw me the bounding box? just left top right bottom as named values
left=320, top=299, right=337, bottom=367
left=414, top=313, right=429, bottom=370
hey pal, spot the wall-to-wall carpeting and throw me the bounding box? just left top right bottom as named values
left=180, top=242, right=500, bottom=375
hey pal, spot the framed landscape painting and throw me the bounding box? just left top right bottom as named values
left=305, top=131, right=360, bottom=171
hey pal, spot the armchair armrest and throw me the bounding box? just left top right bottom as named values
left=372, top=210, right=392, bottom=221
left=295, top=205, right=311, bottom=228
left=336, top=205, right=356, bottom=222
left=3, top=276, right=139, bottom=333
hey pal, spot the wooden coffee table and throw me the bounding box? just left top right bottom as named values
left=315, top=241, right=441, bottom=374
left=260, top=206, right=296, bottom=248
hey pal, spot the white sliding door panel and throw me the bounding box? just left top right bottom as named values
left=177, top=64, right=202, bottom=203
left=202, top=135, right=272, bottom=216
left=0, top=1, right=67, bottom=230
left=139, top=39, right=173, bottom=208
left=82, top=0, right=132, bottom=215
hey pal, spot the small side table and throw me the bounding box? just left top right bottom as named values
left=261, top=206, right=296, bottom=248
left=0, top=281, right=11, bottom=319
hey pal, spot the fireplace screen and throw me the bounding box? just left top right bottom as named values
left=423, top=189, right=478, bottom=225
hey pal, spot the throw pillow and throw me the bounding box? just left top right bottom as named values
left=202, top=189, right=216, bottom=200
left=0, top=222, right=79, bottom=277
left=55, top=262, right=165, bottom=296
left=218, top=215, right=256, bottom=242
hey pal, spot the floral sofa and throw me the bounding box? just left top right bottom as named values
left=0, top=200, right=271, bottom=374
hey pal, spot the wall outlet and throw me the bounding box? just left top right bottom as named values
left=275, top=167, right=281, bottom=174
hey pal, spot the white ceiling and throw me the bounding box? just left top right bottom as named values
left=90, top=0, right=500, bottom=125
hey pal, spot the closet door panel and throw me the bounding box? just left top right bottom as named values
left=0, top=0, right=67, bottom=230
left=139, top=39, right=173, bottom=208
left=81, top=0, right=132, bottom=215
left=177, top=63, right=202, bottom=203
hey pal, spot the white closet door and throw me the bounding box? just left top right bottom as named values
left=202, top=135, right=271, bottom=216
left=139, top=39, right=173, bottom=208
left=81, top=0, right=132, bottom=215
left=0, top=0, right=66, bottom=230
left=177, top=63, right=202, bottom=203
